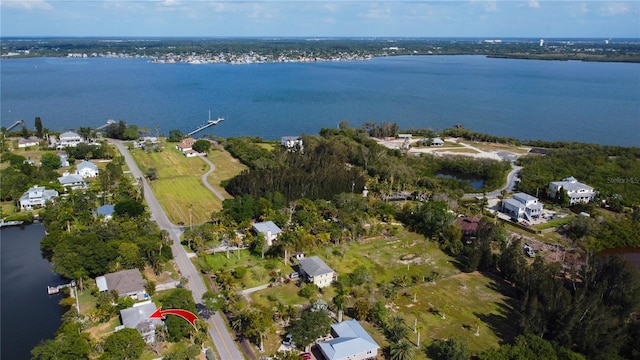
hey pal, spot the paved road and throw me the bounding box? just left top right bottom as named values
left=198, top=155, right=226, bottom=201
left=109, top=140, right=244, bottom=360
left=463, top=165, right=522, bottom=198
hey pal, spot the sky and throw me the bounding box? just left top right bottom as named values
left=1, top=0, right=639, bottom=38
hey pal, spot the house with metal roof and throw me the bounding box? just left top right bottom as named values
left=549, top=176, right=596, bottom=205
left=318, top=319, right=380, bottom=360
left=119, top=301, right=164, bottom=343
left=96, top=269, right=147, bottom=299
left=96, top=204, right=115, bottom=221
left=58, top=131, right=83, bottom=148
left=502, top=192, right=543, bottom=221
left=77, top=160, right=99, bottom=178
left=17, top=137, right=40, bottom=148
left=298, top=256, right=336, bottom=288
left=19, top=185, right=59, bottom=210
left=58, top=173, right=86, bottom=190
left=252, top=221, right=282, bottom=246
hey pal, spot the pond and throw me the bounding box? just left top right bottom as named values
left=436, top=171, right=485, bottom=190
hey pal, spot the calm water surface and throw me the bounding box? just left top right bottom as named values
left=1, top=224, right=64, bottom=360
left=1, top=56, right=638, bottom=146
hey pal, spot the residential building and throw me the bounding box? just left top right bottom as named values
left=252, top=221, right=282, bottom=246
left=456, top=216, right=480, bottom=238
left=58, top=131, right=83, bottom=148
left=502, top=192, right=543, bottom=221
left=96, top=269, right=147, bottom=299
left=57, top=152, right=70, bottom=167
left=119, top=301, right=164, bottom=343
left=298, top=256, right=336, bottom=288
left=318, top=319, right=380, bottom=360
left=281, top=136, right=304, bottom=151
left=431, top=137, right=445, bottom=146
left=549, top=176, right=596, bottom=205
left=77, top=160, right=99, bottom=178
left=96, top=204, right=115, bottom=221
left=176, top=138, right=197, bottom=152
left=18, top=185, right=59, bottom=210
left=18, top=137, right=40, bottom=148
left=58, top=173, right=86, bottom=190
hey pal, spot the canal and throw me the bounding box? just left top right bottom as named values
left=1, top=224, right=65, bottom=360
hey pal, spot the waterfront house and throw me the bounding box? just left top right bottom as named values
left=549, top=176, right=596, bottom=204
left=318, top=319, right=380, bottom=360
left=252, top=221, right=282, bottom=246
left=281, top=136, right=304, bottom=151
left=58, top=131, right=83, bottom=148
left=119, top=301, right=164, bottom=343
left=76, top=160, right=99, bottom=178
left=96, top=269, right=147, bottom=299
left=18, top=185, right=59, bottom=210
left=17, top=137, right=40, bottom=148
left=58, top=173, right=86, bottom=190
left=502, top=192, right=543, bottom=221
left=176, top=138, right=197, bottom=152
left=299, top=256, right=336, bottom=288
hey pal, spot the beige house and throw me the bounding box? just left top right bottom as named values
left=298, top=256, right=336, bottom=288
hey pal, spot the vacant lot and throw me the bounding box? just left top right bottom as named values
left=206, top=149, right=247, bottom=199
left=130, top=146, right=223, bottom=224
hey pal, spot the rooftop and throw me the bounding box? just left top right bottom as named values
left=299, top=256, right=334, bottom=277
left=252, top=221, right=282, bottom=236
left=103, top=269, right=146, bottom=296
left=318, top=320, right=379, bottom=360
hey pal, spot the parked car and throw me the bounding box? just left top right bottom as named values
left=283, top=333, right=293, bottom=346
left=289, top=272, right=299, bottom=279
left=523, top=245, right=535, bottom=257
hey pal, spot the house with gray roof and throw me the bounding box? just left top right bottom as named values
left=96, top=204, right=115, bottom=221
left=96, top=269, right=147, bottom=299
left=76, top=160, right=99, bottom=178
left=298, top=256, right=336, bottom=288
left=549, top=176, right=596, bottom=205
left=252, top=221, right=282, bottom=246
left=58, top=173, right=86, bottom=190
left=18, top=137, right=40, bottom=148
left=502, top=192, right=543, bottom=222
left=318, top=319, right=380, bottom=360
left=19, top=185, right=59, bottom=210
left=119, top=301, right=164, bottom=343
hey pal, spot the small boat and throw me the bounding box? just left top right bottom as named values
left=0, top=219, right=24, bottom=228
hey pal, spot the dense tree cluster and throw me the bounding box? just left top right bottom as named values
left=0, top=152, right=61, bottom=201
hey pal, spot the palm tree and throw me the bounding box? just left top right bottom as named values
left=389, top=340, right=415, bottom=360
left=415, top=323, right=425, bottom=349
left=385, top=315, right=409, bottom=343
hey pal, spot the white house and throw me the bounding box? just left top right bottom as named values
left=58, top=173, right=86, bottom=190
left=281, top=136, right=304, bottom=151
left=176, top=138, right=196, bottom=152
left=119, top=301, right=164, bottom=343
left=431, top=137, right=445, bottom=146
left=549, top=176, right=596, bottom=205
left=76, top=160, right=99, bottom=178
left=502, top=192, right=543, bottom=221
left=58, top=131, right=83, bottom=148
left=18, top=137, right=40, bottom=148
left=18, top=185, right=59, bottom=210
left=252, top=221, right=282, bottom=246
left=298, top=256, right=336, bottom=288
left=318, top=320, right=380, bottom=360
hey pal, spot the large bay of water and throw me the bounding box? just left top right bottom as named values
left=1, top=55, right=639, bottom=146
left=1, top=224, right=64, bottom=360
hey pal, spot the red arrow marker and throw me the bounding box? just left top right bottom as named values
left=149, top=308, right=199, bottom=328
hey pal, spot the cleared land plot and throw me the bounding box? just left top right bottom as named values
left=205, top=149, right=247, bottom=199
left=130, top=147, right=221, bottom=224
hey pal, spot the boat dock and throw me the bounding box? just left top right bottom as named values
left=185, top=111, right=225, bottom=137
left=47, top=280, right=76, bottom=295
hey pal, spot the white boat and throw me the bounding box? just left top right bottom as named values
left=0, top=219, right=25, bottom=228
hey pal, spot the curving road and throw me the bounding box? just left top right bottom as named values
left=463, top=165, right=522, bottom=199
left=198, top=155, right=226, bottom=202
left=108, top=140, right=244, bottom=360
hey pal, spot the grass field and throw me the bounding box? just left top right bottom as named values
left=206, top=149, right=247, bottom=199
left=130, top=146, right=222, bottom=224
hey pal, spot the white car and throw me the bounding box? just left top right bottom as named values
left=524, top=245, right=535, bottom=257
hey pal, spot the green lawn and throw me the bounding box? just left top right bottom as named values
left=130, top=146, right=222, bottom=224
left=206, top=149, right=247, bottom=199
left=531, top=215, right=574, bottom=231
